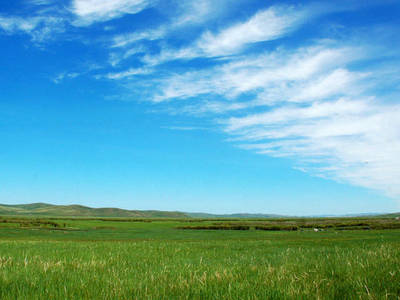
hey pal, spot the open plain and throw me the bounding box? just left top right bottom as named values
left=0, top=216, right=399, bottom=299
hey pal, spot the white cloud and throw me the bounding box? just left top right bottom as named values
left=228, top=99, right=400, bottom=197
left=135, top=5, right=309, bottom=65
left=134, top=38, right=400, bottom=198
left=107, top=0, right=244, bottom=62
left=152, top=44, right=362, bottom=103
left=111, top=27, right=166, bottom=48
left=109, top=46, right=146, bottom=66
left=180, top=101, right=254, bottom=115
left=169, top=0, right=239, bottom=27
left=107, top=0, right=220, bottom=54
left=171, top=0, right=213, bottom=27
left=197, top=6, right=307, bottom=56
left=104, top=67, right=151, bottom=79
left=71, top=0, right=152, bottom=25
left=53, top=72, right=80, bottom=84
left=142, top=46, right=200, bottom=66
left=0, top=15, right=65, bottom=42
left=289, top=68, right=367, bottom=102
left=0, top=16, right=39, bottom=32
left=225, top=98, right=372, bottom=132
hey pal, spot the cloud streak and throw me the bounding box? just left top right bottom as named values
left=0, top=15, right=65, bottom=42
left=104, top=67, right=152, bottom=79
left=128, top=5, right=311, bottom=66
left=124, top=37, right=400, bottom=198
left=230, top=99, right=400, bottom=197
left=71, top=0, right=152, bottom=25
left=196, top=6, right=307, bottom=57
left=151, top=44, right=363, bottom=103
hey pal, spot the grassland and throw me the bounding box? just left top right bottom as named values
left=0, top=202, right=283, bottom=218
left=0, top=216, right=399, bottom=299
left=0, top=203, right=186, bottom=218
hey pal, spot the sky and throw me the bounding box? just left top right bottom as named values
left=1, top=0, right=400, bottom=215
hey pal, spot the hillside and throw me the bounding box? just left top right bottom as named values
left=0, top=203, right=288, bottom=219
left=1, top=203, right=394, bottom=219
left=186, top=212, right=284, bottom=218
left=0, top=203, right=187, bottom=218
left=378, top=212, right=400, bottom=218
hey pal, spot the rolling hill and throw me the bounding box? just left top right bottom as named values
left=185, top=212, right=285, bottom=218
left=378, top=212, right=400, bottom=218
left=0, top=203, right=187, bottom=218
left=0, top=203, right=287, bottom=218
left=0, top=203, right=396, bottom=219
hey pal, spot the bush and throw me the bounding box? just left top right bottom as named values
left=255, top=225, right=298, bottom=231
left=177, top=225, right=250, bottom=230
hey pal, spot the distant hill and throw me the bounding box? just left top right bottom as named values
left=0, top=203, right=187, bottom=218
left=186, top=212, right=284, bottom=218
left=0, top=203, right=284, bottom=219
left=1, top=203, right=394, bottom=219
left=378, top=212, right=400, bottom=218
left=0, top=203, right=285, bottom=219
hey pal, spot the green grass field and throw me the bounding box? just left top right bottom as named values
left=0, top=217, right=399, bottom=299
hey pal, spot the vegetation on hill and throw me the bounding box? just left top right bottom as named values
left=0, top=202, right=398, bottom=219
left=379, top=212, right=400, bottom=218
left=0, top=203, right=186, bottom=218
left=185, top=212, right=284, bottom=218
left=0, top=203, right=287, bottom=219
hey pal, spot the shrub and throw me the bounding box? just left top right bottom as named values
left=177, top=225, right=250, bottom=230
left=255, top=225, right=298, bottom=231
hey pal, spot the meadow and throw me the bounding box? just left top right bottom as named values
left=0, top=216, right=399, bottom=299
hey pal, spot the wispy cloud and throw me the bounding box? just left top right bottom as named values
left=81, top=1, right=400, bottom=199
left=0, top=16, right=39, bottom=33
left=107, top=0, right=220, bottom=51
left=0, top=15, right=65, bottom=43
left=151, top=44, right=363, bottom=103
left=103, top=67, right=151, bottom=79
left=107, top=0, right=243, bottom=63
left=52, top=63, right=103, bottom=84
left=137, top=3, right=376, bottom=70
left=111, top=27, right=166, bottom=48
left=53, top=72, right=80, bottom=84
left=228, top=98, right=400, bottom=197
left=71, top=0, right=152, bottom=26
left=196, top=6, right=307, bottom=57
left=171, top=0, right=214, bottom=27
left=121, top=36, right=400, bottom=197
left=169, top=0, right=239, bottom=27
left=132, top=5, right=310, bottom=66
left=109, top=46, right=146, bottom=66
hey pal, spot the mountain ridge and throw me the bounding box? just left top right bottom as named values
left=0, top=203, right=396, bottom=218
left=0, top=203, right=286, bottom=218
left=0, top=203, right=186, bottom=218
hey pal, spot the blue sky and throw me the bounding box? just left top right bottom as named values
left=1, top=0, right=400, bottom=215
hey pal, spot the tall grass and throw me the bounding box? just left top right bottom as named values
left=0, top=218, right=399, bottom=299
left=0, top=239, right=399, bottom=299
